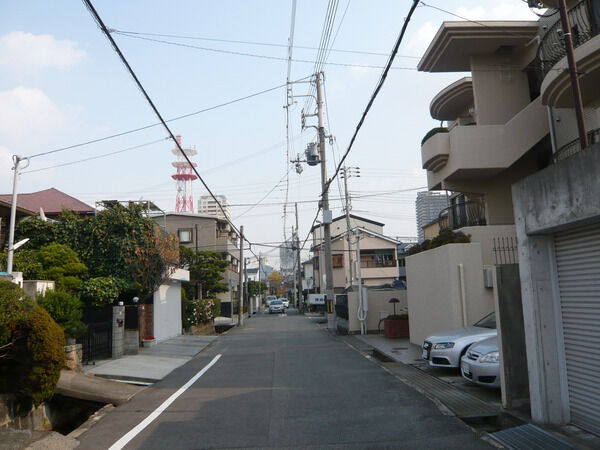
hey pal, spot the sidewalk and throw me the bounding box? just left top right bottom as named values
left=83, top=335, right=217, bottom=383
left=350, top=333, right=600, bottom=450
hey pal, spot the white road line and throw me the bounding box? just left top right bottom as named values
left=108, top=354, right=222, bottom=450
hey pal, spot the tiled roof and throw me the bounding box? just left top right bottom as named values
left=0, top=188, right=94, bottom=215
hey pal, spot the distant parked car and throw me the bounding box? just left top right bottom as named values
left=265, top=295, right=277, bottom=307
left=422, top=312, right=497, bottom=368
left=280, top=298, right=290, bottom=308
left=269, top=299, right=284, bottom=314
left=460, top=336, right=501, bottom=388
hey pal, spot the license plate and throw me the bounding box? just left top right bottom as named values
left=461, top=361, right=470, bottom=374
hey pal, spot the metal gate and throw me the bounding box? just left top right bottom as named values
left=554, top=223, right=600, bottom=435
left=79, top=306, right=113, bottom=364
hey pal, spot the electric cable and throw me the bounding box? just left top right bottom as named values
left=25, top=79, right=307, bottom=160
left=233, top=166, right=294, bottom=220
left=112, top=31, right=418, bottom=72
left=81, top=0, right=261, bottom=260
left=323, top=0, right=421, bottom=196
left=109, top=28, right=422, bottom=59
left=23, top=137, right=169, bottom=174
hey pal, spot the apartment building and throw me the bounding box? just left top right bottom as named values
left=198, top=195, right=231, bottom=218
left=411, top=0, right=600, bottom=435
left=415, top=191, right=448, bottom=242
left=311, top=214, right=399, bottom=292
left=154, top=212, right=241, bottom=315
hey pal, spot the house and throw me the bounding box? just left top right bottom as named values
left=411, top=1, right=600, bottom=436
left=509, top=0, right=600, bottom=435
left=0, top=187, right=95, bottom=219
left=0, top=199, right=35, bottom=248
left=311, top=214, right=399, bottom=293
left=154, top=213, right=241, bottom=316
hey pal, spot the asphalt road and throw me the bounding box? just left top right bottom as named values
left=77, top=310, right=491, bottom=449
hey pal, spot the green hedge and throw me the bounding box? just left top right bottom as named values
left=421, top=127, right=449, bottom=146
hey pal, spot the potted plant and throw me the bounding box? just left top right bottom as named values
left=383, top=298, right=410, bottom=339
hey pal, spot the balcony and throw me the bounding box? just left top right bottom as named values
left=438, top=200, right=487, bottom=232
left=553, top=127, right=600, bottom=161
left=538, top=0, right=600, bottom=106
left=422, top=98, right=549, bottom=190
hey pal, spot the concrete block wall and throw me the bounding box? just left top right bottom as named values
left=112, top=306, right=124, bottom=359
left=124, top=330, right=139, bottom=355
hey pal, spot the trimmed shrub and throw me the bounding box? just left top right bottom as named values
left=80, top=276, right=126, bottom=306
left=421, top=126, right=449, bottom=146
left=183, top=297, right=220, bottom=329
left=407, top=230, right=470, bottom=256
left=37, top=290, right=87, bottom=339
left=0, top=282, right=64, bottom=406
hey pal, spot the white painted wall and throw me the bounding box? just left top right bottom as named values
left=406, top=243, right=495, bottom=345
left=346, top=288, right=407, bottom=333
left=153, top=280, right=182, bottom=341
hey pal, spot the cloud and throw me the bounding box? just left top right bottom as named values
left=0, top=31, right=85, bottom=75
left=0, top=87, right=74, bottom=142
left=404, top=21, right=438, bottom=57
left=456, top=3, right=540, bottom=21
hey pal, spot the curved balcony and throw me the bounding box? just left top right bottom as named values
left=538, top=0, right=600, bottom=106
left=422, top=97, right=549, bottom=190
left=438, top=200, right=486, bottom=232
left=429, top=77, right=473, bottom=121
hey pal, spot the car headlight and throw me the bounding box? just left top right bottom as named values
left=433, top=342, right=454, bottom=349
left=479, top=351, right=499, bottom=363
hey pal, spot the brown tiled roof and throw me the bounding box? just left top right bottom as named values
left=0, top=188, right=94, bottom=215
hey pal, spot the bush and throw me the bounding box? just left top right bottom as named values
left=421, top=126, right=449, bottom=146
left=0, top=285, right=64, bottom=406
left=407, top=230, right=470, bottom=256
left=0, top=250, right=43, bottom=279
left=183, top=297, right=219, bottom=329
left=0, top=281, right=34, bottom=356
left=37, top=290, right=87, bottom=339
left=80, top=276, right=126, bottom=306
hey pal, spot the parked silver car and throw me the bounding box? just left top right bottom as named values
left=460, top=336, right=501, bottom=388
left=421, top=312, right=497, bottom=368
left=268, top=299, right=285, bottom=314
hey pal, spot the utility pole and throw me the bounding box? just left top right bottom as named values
left=238, top=225, right=244, bottom=326
left=315, top=72, right=336, bottom=330
left=244, top=257, right=250, bottom=317
left=355, top=229, right=366, bottom=335
left=341, top=166, right=360, bottom=286
left=295, top=202, right=302, bottom=309
left=258, top=253, right=263, bottom=307
left=6, top=155, right=27, bottom=274
left=558, top=0, right=588, bottom=149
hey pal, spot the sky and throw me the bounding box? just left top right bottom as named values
left=0, top=1, right=541, bottom=267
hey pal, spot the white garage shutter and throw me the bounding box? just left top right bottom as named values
left=554, top=223, right=600, bottom=436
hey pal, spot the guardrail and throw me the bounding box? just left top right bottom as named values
left=553, top=127, right=600, bottom=162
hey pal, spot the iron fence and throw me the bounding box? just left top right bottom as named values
left=553, top=128, right=600, bottom=162
left=493, top=236, right=519, bottom=265
left=438, top=200, right=486, bottom=232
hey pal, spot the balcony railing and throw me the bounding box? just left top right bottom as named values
left=439, top=200, right=486, bottom=232
left=538, top=0, right=600, bottom=77
left=553, top=127, right=600, bottom=161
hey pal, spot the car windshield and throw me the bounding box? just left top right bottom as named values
left=271, top=300, right=282, bottom=305
left=473, top=312, right=496, bottom=329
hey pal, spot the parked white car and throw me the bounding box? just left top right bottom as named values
left=422, top=312, right=497, bottom=368
left=460, top=336, right=501, bottom=388
left=279, top=298, right=290, bottom=308
left=265, top=295, right=277, bottom=307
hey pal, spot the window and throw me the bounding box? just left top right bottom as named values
left=360, top=249, right=396, bottom=268
left=177, top=228, right=193, bottom=243
left=332, top=254, right=344, bottom=268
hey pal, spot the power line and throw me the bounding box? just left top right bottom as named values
left=324, top=0, right=421, bottom=196
left=112, top=31, right=418, bottom=72
left=25, top=80, right=301, bottom=160
left=233, top=166, right=294, bottom=220
left=81, top=0, right=260, bottom=260
left=109, top=28, right=422, bottom=59
left=23, top=138, right=169, bottom=174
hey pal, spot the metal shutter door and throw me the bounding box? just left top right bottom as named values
left=555, top=223, right=600, bottom=436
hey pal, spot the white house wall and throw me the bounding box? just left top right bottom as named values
left=406, top=243, right=494, bottom=345
left=153, top=280, right=182, bottom=341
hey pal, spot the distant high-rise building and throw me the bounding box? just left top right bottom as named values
left=415, top=191, right=448, bottom=242
left=279, top=239, right=296, bottom=276
left=198, top=195, right=231, bottom=218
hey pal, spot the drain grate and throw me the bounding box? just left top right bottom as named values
left=489, top=424, right=575, bottom=450
left=385, top=363, right=499, bottom=418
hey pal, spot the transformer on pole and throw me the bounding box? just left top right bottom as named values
left=171, top=135, right=198, bottom=212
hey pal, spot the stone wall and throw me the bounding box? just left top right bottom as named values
left=112, top=306, right=124, bottom=359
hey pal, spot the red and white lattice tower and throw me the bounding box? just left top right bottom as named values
left=171, top=135, right=198, bottom=212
